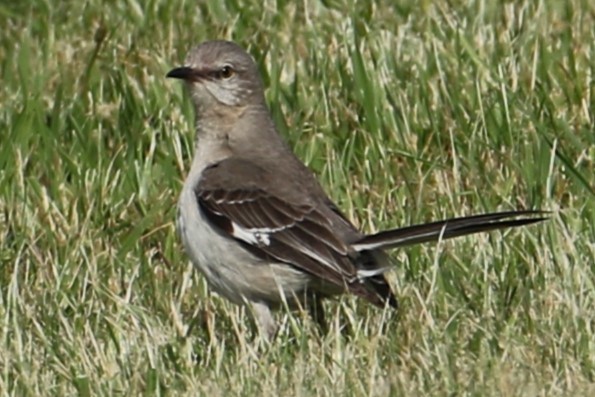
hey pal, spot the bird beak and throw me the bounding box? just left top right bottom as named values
left=166, top=66, right=197, bottom=80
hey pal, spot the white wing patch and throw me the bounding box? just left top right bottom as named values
left=230, top=222, right=291, bottom=247
left=229, top=222, right=344, bottom=271
left=231, top=221, right=349, bottom=271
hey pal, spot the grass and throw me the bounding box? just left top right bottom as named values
left=0, top=0, right=593, bottom=395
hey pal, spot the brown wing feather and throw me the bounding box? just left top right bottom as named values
left=195, top=158, right=396, bottom=307
left=197, top=188, right=356, bottom=282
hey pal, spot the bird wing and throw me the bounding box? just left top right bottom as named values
left=194, top=158, right=367, bottom=290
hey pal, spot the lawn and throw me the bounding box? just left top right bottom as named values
left=1, top=0, right=593, bottom=395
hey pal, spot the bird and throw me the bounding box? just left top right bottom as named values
left=166, top=40, right=547, bottom=339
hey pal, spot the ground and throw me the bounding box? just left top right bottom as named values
left=0, top=0, right=593, bottom=395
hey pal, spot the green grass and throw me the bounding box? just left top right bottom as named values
left=1, top=0, right=594, bottom=395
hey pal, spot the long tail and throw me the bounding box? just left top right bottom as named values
left=352, top=210, right=548, bottom=251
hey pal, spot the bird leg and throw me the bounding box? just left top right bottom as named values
left=250, top=301, right=278, bottom=341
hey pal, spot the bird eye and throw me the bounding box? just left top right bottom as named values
left=219, top=65, right=234, bottom=79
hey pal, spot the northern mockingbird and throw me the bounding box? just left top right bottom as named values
left=167, top=40, right=546, bottom=338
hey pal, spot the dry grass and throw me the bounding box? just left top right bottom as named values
left=1, top=0, right=593, bottom=395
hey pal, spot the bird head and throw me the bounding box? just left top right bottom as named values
left=167, top=40, right=265, bottom=110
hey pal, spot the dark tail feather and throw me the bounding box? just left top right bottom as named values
left=352, top=210, right=548, bottom=251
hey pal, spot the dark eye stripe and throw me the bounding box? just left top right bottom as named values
left=207, top=66, right=235, bottom=80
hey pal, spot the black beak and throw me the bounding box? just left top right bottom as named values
left=166, top=66, right=196, bottom=80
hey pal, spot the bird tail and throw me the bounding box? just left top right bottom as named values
left=352, top=210, right=548, bottom=251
